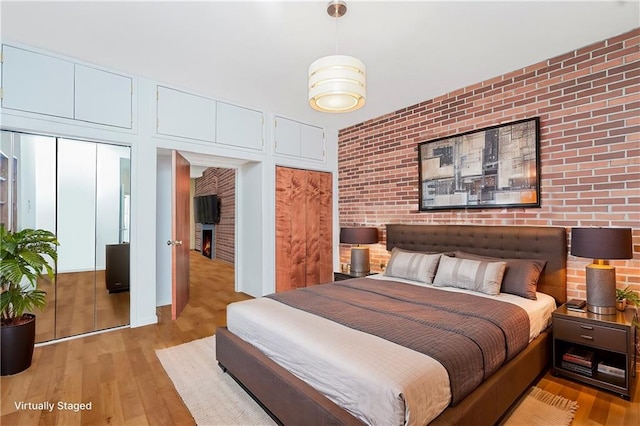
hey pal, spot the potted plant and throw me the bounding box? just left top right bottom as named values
left=615, top=286, right=640, bottom=312
left=0, top=224, right=58, bottom=375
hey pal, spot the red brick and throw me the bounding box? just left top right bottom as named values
left=338, top=29, right=640, bottom=293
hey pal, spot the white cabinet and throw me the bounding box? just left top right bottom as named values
left=1, top=45, right=74, bottom=119
left=74, top=64, right=133, bottom=129
left=301, top=124, right=324, bottom=160
left=156, top=86, right=216, bottom=142
left=274, top=116, right=325, bottom=161
left=274, top=116, right=301, bottom=157
left=1, top=44, right=134, bottom=129
left=216, top=101, right=263, bottom=150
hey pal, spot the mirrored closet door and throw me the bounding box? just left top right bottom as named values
left=0, top=131, right=131, bottom=342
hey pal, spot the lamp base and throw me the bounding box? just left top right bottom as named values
left=585, top=264, right=616, bottom=315
left=350, top=247, right=370, bottom=276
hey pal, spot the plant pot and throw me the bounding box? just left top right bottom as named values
left=616, top=299, right=627, bottom=312
left=1, top=314, right=36, bottom=376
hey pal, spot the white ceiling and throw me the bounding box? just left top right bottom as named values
left=1, top=1, right=638, bottom=132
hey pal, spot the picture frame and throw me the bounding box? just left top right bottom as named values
left=418, top=117, right=540, bottom=211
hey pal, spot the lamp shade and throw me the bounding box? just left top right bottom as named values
left=570, top=227, right=633, bottom=259
left=308, top=55, right=366, bottom=113
left=340, top=227, right=378, bottom=245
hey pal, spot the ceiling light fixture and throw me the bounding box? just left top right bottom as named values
left=308, top=0, right=366, bottom=113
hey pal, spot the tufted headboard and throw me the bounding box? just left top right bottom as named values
left=386, top=224, right=567, bottom=305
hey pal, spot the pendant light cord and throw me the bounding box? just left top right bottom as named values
left=334, top=12, right=338, bottom=55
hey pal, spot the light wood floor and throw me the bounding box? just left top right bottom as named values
left=36, top=271, right=130, bottom=343
left=1, top=251, right=251, bottom=425
left=1, top=252, right=638, bottom=425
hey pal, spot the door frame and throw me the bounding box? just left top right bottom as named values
left=154, top=148, right=265, bottom=315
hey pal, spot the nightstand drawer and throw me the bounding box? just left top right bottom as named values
left=554, top=318, right=626, bottom=352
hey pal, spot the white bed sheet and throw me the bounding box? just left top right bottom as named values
left=226, top=277, right=556, bottom=426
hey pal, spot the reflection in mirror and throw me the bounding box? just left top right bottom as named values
left=5, top=132, right=57, bottom=343
left=3, top=131, right=131, bottom=342
left=56, top=139, right=98, bottom=338
left=96, top=143, right=130, bottom=331
left=55, top=139, right=132, bottom=339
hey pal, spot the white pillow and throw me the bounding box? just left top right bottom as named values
left=384, top=248, right=441, bottom=284
left=433, top=255, right=506, bottom=296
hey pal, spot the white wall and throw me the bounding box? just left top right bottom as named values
left=96, top=144, right=129, bottom=270
left=47, top=140, right=129, bottom=273
left=15, top=134, right=56, bottom=233
left=16, top=134, right=37, bottom=229
left=155, top=153, right=172, bottom=306
left=237, top=161, right=263, bottom=296
left=34, top=138, right=56, bottom=233
left=57, top=139, right=97, bottom=273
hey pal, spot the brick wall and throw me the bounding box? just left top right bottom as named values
left=194, top=170, right=218, bottom=252
left=215, top=168, right=236, bottom=264
left=194, top=168, right=236, bottom=264
left=338, top=28, right=639, bottom=300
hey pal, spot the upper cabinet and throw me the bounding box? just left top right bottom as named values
left=1, top=44, right=134, bottom=129
left=156, top=86, right=216, bottom=142
left=1, top=45, right=74, bottom=119
left=75, top=64, right=132, bottom=128
left=155, top=86, right=264, bottom=151
left=300, top=124, right=324, bottom=161
left=273, top=115, right=301, bottom=157
left=216, top=101, right=263, bottom=150
left=274, top=116, right=325, bottom=161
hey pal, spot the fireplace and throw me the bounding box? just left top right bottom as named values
left=201, top=224, right=215, bottom=259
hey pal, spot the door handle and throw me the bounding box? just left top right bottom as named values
left=167, top=240, right=183, bottom=246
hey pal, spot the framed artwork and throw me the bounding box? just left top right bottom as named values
left=418, top=117, right=540, bottom=211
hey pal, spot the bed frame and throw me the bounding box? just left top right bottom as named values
left=217, top=224, right=567, bottom=426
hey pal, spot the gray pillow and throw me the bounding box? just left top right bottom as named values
left=454, top=251, right=546, bottom=300
left=433, top=255, right=506, bottom=296
left=384, top=248, right=442, bottom=284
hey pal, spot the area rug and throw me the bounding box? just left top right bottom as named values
left=158, top=336, right=577, bottom=426
left=502, top=386, right=578, bottom=426
left=155, top=335, right=276, bottom=426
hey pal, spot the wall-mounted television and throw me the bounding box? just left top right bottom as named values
left=193, top=194, right=221, bottom=224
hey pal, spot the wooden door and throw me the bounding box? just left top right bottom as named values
left=171, top=150, right=191, bottom=319
left=275, top=166, right=332, bottom=292
left=316, top=171, right=333, bottom=284
left=305, top=170, right=333, bottom=285
left=276, top=166, right=307, bottom=292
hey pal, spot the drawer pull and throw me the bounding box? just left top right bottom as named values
left=580, top=334, right=594, bottom=340
left=580, top=325, right=593, bottom=330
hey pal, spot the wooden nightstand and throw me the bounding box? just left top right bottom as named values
left=552, top=304, right=637, bottom=399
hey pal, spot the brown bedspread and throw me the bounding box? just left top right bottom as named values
left=266, top=278, right=530, bottom=405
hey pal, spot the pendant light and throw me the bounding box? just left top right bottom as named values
left=308, top=1, right=366, bottom=113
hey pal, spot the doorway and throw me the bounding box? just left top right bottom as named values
left=155, top=149, right=262, bottom=316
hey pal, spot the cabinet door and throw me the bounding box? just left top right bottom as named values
left=305, top=170, right=333, bottom=285
left=74, top=64, right=133, bottom=128
left=317, top=171, right=333, bottom=283
left=274, top=116, right=301, bottom=157
left=1, top=45, right=74, bottom=119
left=156, top=86, right=216, bottom=142
left=301, top=124, right=325, bottom=161
left=216, top=102, right=263, bottom=150
left=275, top=166, right=307, bottom=292
left=276, top=166, right=333, bottom=291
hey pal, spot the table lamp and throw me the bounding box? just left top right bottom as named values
left=570, top=227, right=633, bottom=315
left=340, top=227, right=379, bottom=276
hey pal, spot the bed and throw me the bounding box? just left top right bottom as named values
left=216, top=224, right=567, bottom=425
